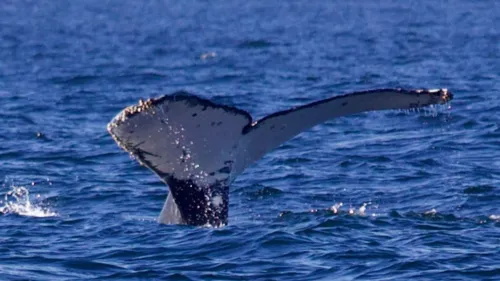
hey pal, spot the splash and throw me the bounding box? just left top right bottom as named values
left=0, top=186, right=57, bottom=218
left=331, top=202, right=370, bottom=216
left=329, top=202, right=343, bottom=214
left=396, top=103, right=451, bottom=117
left=489, top=215, right=500, bottom=221
left=280, top=202, right=379, bottom=219
left=424, top=208, right=438, bottom=215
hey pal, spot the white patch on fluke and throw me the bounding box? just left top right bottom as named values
left=212, top=196, right=223, bottom=208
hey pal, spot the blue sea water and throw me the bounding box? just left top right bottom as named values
left=1, top=0, right=499, bottom=280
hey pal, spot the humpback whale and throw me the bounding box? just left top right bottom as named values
left=107, top=88, right=452, bottom=227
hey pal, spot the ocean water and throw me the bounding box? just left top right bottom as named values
left=1, top=0, right=499, bottom=280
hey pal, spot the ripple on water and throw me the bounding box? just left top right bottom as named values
left=1, top=0, right=499, bottom=280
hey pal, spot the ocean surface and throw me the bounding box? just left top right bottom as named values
left=1, top=0, right=499, bottom=280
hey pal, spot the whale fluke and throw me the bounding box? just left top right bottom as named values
left=107, top=88, right=452, bottom=226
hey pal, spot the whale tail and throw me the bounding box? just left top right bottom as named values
left=107, top=88, right=452, bottom=226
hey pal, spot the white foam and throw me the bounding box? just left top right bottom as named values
left=489, top=215, right=500, bottom=221
left=424, top=208, right=437, bottom=215
left=1, top=186, right=57, bottom=218
left=200, top=52, right=216, bottom=60
left=358, top=203, right=367, bottom=215
left=330, top=202, right=343, bottom=214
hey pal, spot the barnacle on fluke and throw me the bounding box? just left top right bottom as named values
left=108, top=98, right=156, bottom=128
